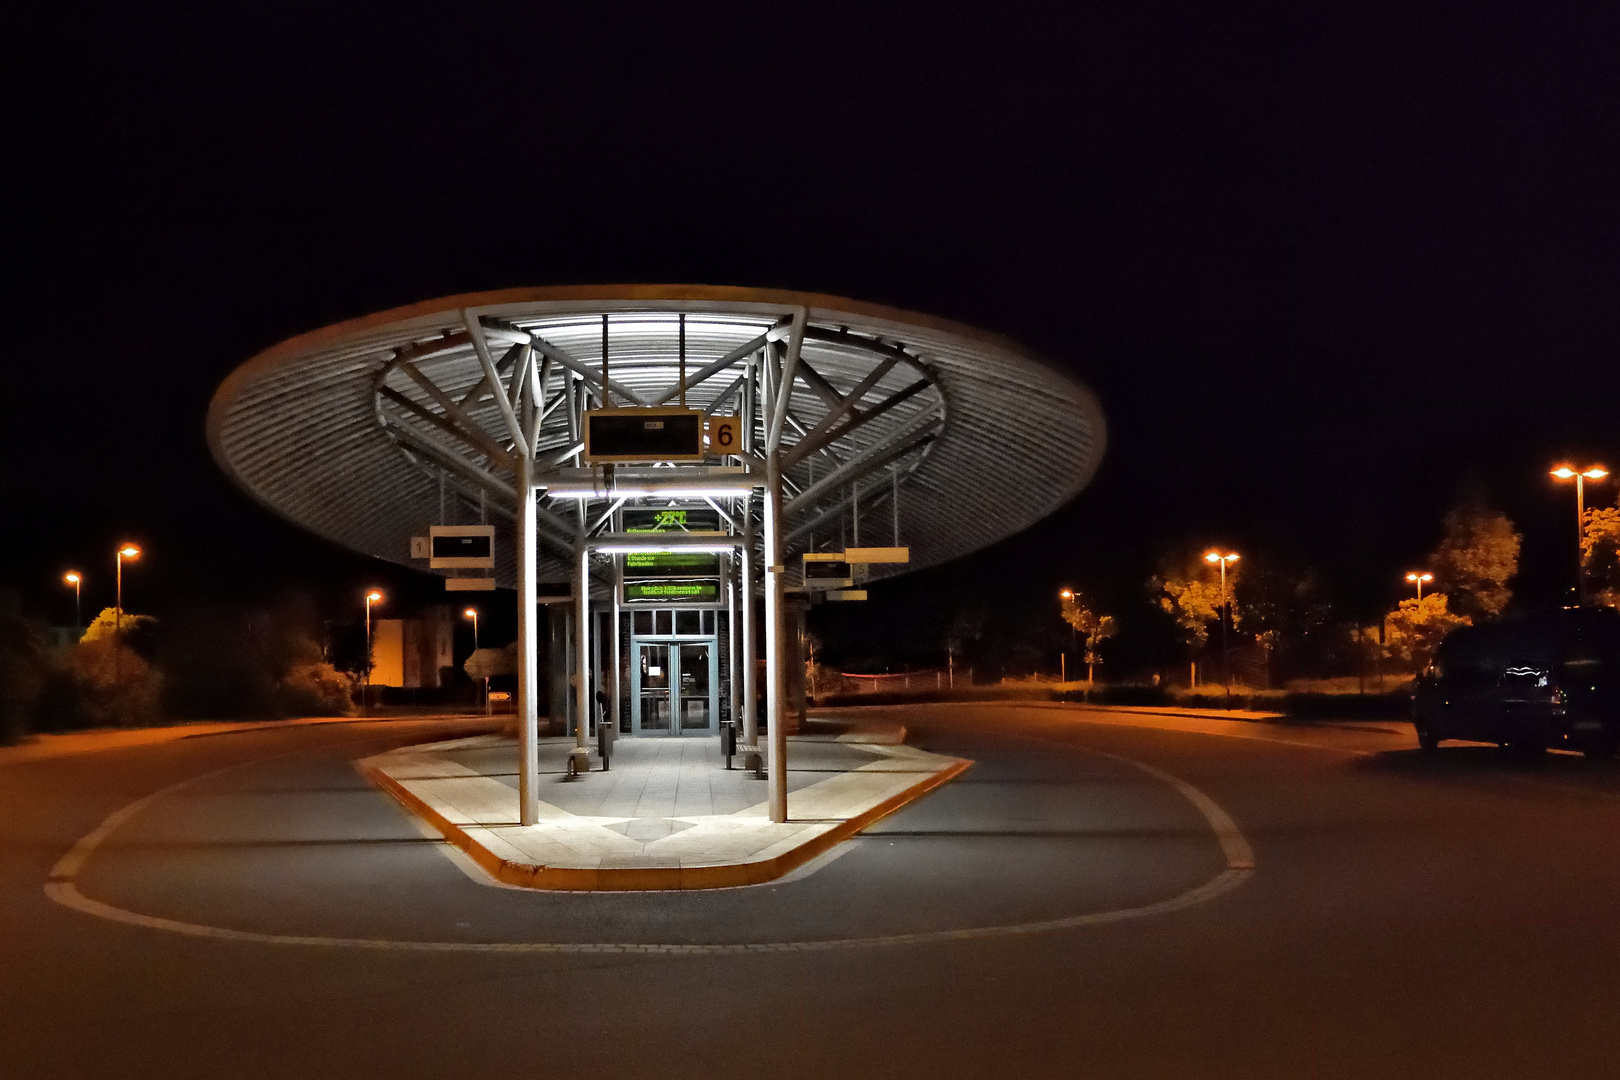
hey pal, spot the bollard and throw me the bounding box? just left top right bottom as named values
left=720, top=721, right=737, bottom=769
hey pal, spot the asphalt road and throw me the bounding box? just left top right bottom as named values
left=4, top=705, right=1620, bottom=1079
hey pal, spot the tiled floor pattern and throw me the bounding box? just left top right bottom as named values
left=366, top=733, right=964, bottom=872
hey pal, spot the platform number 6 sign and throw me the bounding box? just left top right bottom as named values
left=707, top=416, right=741, bottom=457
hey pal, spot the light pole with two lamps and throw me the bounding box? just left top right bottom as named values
left=1405, top=572, right=1433, bottom=600
left=1551, top=464, right=1608, bottom=604
left=1205, top=551, right=1240, bottom=697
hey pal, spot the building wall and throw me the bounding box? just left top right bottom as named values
left=371, top=610, right=453, bottom=689
left=372, top=619, right=405, bottom=687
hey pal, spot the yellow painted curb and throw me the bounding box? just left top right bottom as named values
left=361, top=750, right=971, bottom=892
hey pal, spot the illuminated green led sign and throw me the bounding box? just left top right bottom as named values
left=623, top=551, right=721, bottom=579
left=623, top=579, right=721, bottom=604
left=624, top=508, right=722, bottom=533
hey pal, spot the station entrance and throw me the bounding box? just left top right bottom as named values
left=628, top=608, right=722, bottom=736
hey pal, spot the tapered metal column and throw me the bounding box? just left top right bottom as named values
left=576, top=544, right=591, bottom=751
left=516, top=458, right=540, bottom=825
left=726, top=550, right=739, bottom=727
left=741, top=508, right=757, bottom=748
left=765, top=448, right=788, bottom=822
left=610, top=555, right=623, bottom=735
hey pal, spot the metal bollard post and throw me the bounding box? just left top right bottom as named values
left=721, top=721, right=737, bottom=769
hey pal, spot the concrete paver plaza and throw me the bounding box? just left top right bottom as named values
left=361, top=730, right=970, bottom=890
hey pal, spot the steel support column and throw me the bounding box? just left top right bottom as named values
left=765, top=448, right=787, bottom=822
left=610, top=554, right=622, bottom=734
left=516, top=457, right=540, bottom=825
left=726, top=550, right=739, bottom=730
left=575, top=544, right=591, bottom=753
left=741, top=509, right=758, bottom=748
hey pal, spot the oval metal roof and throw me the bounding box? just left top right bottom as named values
left=208, top=285, right=1106, bottom=586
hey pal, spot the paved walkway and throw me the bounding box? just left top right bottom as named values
left=361, top=731, right=970, bottom=890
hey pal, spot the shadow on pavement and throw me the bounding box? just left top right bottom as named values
left=1353, top=745, right=1620, bottom=793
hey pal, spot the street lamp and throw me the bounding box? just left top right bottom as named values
left=63, top=572, right=82, bottom=635
left=1058, top=589, right=1077, bottom=683
left=464, top=607, right=486, bottom=713
left=364, top=590, right=383, bottom=714
left=1205, top=551, right=1240, bottom=696
left=1405, top=572, right=1433, bottom=601
left=114, top=545, right=140, bottom=686
left=1552, top=464, right=1608, bottom=604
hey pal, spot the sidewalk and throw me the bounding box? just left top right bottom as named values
left=361, top=730, right=970, bottom=891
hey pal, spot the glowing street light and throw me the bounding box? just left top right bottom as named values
left=1552, top=464, right=1608, bottom=603
left=1405, top=572, right=1433, bottom=600
left=1058, top=589, right=1076, bottom=682
left=1205, top=551, right=1240, bottom=695
left=364, top=590, right=383, bottom=713
left=63, top=572, right=82, bottom=634
left=464, top=608, right=486, bottom=713
left=114, top=545, right=140, bottom=687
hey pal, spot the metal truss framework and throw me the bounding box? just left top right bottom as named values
left=210, top=287, right=1106, bottom=827
left=370, top=308, right=947, bottom=580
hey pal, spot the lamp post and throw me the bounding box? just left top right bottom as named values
left=114, top=545, right=140, bottom=687
left=1405, top=572, right=1433, bottom=601
left=1552, top=464, right=1608, bottom=604
left=364, top=590, right=383, bottom=714
left=464, top=607, right=485, bottom=713
left=1205, top=551, right=1240, bottom=697
left=1058, top=589, right=1078, bottom=684
left=63, top=572, right=82, bottom=635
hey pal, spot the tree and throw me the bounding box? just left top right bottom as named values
left=1581, top=504, right=1620, bottom=606
left=1430, top=498, right=1520, bottom=621
left=80, top=606, right=158, bottom=646
left=1059, top=590, right=1115, bottom=680
left=1379, top=593, right=1470, bottom=671
left=0, top=592, right=48, bottom=744
left=1152, top=553, right=1238, bottom=650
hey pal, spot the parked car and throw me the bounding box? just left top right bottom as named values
left=1412, top=607, right=1620, bottom=758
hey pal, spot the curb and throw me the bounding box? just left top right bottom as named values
left=361, top=751, right=971, bottom=892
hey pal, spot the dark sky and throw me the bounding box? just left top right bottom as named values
left=5, top=5, right=1620, bottom=659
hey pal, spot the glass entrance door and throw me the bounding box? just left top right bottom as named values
left=679, top=643, right=712, bottom=731
left=633, top=638, right=718, bottom=735
left=638, top=644, right=672, bottom=732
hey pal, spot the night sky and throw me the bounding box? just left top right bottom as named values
left=5, top=5, right=1619, bottom=663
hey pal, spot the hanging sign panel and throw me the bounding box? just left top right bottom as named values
left=430, top=525, right=496, bottom=569
left=843, top=546, right=910, bottom=564
left=802, top=553, right=853, bottom=590
left=623, top=579, right=722, bottom=604
left=583, top=408, right=705, bottom=463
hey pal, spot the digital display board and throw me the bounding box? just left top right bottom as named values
left=623, top=579, right=721, bottom=604
left=584, top=408, right=704, bottom=463
left=432, top=533, right=491, bottom=560
left=623, top=507, right=722, bottom=534
left=623, top=551, right=722, bottom=579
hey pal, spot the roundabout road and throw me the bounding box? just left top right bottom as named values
left=4, top=706, right=1620, bottom=1078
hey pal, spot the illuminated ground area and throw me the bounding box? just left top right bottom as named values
left=7, top=707, right=1620, bottom=1079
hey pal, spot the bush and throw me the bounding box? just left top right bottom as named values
left=0, top=593, right=48, bottom=744
left=54, top=641, right=164, bottom=729
left=275, top=662, right=355, bottom=717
